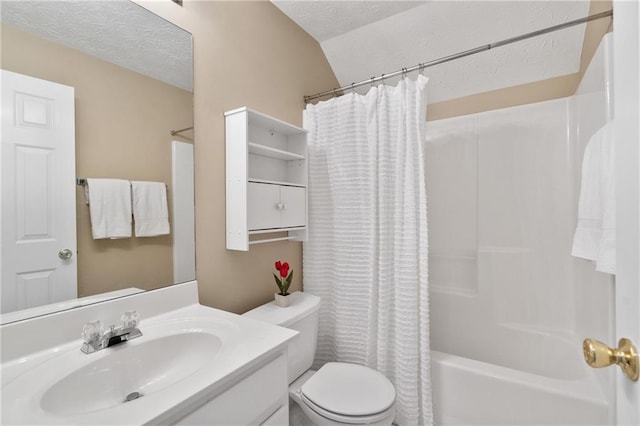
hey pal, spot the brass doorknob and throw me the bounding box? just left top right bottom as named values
left=583, top=338, right=639, bottom=381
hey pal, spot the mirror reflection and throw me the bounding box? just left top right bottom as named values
left=0, top=0, right=194, bottom=323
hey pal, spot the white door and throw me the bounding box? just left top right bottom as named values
left=1, top=70, right=77, bottom=314
left=613, top=1, right=640, bottom=423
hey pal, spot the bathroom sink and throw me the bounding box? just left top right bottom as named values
left=1, top=301, right=296, bottom=425
left=39, top=332, right=222, bottom=416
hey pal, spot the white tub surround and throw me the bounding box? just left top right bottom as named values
left=425, top=34, right=614, bottom=425
left=1, top=282, right=297, bottom=425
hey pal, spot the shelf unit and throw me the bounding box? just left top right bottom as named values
left=248, top=143, right=304, bottom=161
left=225, top=107, right=308, bottom=251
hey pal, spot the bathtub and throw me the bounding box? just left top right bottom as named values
left=430, top=350, right=609, bottom=425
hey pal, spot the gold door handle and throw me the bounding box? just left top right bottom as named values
left=583, top=338, right=639, bottom=381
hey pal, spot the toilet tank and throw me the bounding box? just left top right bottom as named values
left=243, top=292, right=320, bottom=384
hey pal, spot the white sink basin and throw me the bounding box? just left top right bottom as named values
left=40, top=332, right=221, bottom=415
left=1, top=303, right=295, bottom=425
left=1, top=313, right=238, bottom=425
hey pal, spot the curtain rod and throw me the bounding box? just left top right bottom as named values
left=303, top=9, right=613, bottom=103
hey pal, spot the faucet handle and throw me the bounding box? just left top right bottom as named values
left=121, top=311, right=140, bottom=329
left=82, top=320, right=104, bottom=343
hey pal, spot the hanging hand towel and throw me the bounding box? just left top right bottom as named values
left=571, top=121, right=615, bottom=274
left=86, top=178, right=132, bottom=239
left=596, top=125, right=615, bottom=274
left=131, top=181, right=170, bottom=237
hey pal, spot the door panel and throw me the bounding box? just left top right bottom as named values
left=280, top=185, right=306, bottom=228
left=16, top=270, right=55, bottom=310
left=16, top=146, right=53, bottom=239
left=1, top=70, right=77, bottom=314
left=248, top=182, right=281, bottom=230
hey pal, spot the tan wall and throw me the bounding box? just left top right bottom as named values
left=427, top=0, right=612, bottom=121
left=0, top=1, right=610, bottom=314
left=136, top=1, right=339, bottom=314
left=136, top=0, right=612, bottom=313
left=1, top=24, right=194, bottom=297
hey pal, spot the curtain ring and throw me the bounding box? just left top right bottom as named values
left=332, top=88, right=338, bottom=98
left=351, top=82, right=356, bottom=93
left=370, top=77, right=376, bottom=88
left=402, top=68, right=408, bottom=79
left=419, top=64, right=425, bottom=76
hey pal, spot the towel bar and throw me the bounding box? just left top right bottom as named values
left=248, top=236, right=297, bottom=245
left=77, top=178, right=167, bottom=189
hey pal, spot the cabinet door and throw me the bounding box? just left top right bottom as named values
left=248, top=182, right=281, bottom=230
left=174, top=354, right=288, bottom=425
left=261, top=405, right=288, bottom=426
left=280, top=186, right=306, bottom=228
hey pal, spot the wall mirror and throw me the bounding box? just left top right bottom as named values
left=0, top=0, right=194, bottom=324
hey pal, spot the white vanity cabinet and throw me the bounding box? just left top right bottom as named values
left=0, top=283, right=297, bottom=426
left=173, top=353, right=289, bottom=426
left=225, top=107, right=308, bottom=251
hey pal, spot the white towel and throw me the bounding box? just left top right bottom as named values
left=571, top=121, right=615, bottom=274
left=131, top=181, right=170, bottom=237
left=596, top=129, right=615, bottom=274
left=86, top=178, right=132, bottom=239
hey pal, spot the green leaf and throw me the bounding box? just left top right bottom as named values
left=273, top=273, right=283, bottom=292
left=283, top=270, right=293, bottom=294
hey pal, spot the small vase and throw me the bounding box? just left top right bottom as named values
left=274, top=293, right=290, bottom=307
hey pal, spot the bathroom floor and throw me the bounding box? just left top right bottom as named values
left=289, top=399, right=313, bottom=426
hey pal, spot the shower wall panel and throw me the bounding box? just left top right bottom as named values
left=476, top=100, right=575, bottom=332
left=426, top=34, right=614, bottom=422
left=425, top=119, right=477, bottom=296
left=426, top=99, right=578, bottom=369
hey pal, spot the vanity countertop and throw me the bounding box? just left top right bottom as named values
left=1, top=301, right=297, bottom=425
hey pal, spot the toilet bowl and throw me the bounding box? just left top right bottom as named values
left=243, top=292, right=396, bottom=426
left=289, top=364, right=396, bottom=426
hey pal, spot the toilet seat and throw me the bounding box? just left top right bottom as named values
left=299, top=362, right=396, bottom=424
left=301, top=392, right=395, bottom=424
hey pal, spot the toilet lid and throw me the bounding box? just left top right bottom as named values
left=300, top=362, right=396, bottom=417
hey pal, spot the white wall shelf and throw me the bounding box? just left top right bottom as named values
left=248, top=143, right=305, bottom=161
left=225, top=107, right=308, bottom=251
left=248, top=178, right=306, bottom=188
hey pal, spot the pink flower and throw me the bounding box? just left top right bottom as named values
left=275, top=261, right=282, bottom=271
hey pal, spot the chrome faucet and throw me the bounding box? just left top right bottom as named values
left=81, top=311, right=143, bottom=354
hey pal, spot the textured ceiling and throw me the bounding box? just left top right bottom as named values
left=274, top=1, right=426, bottom=42
left=1, top=0, right=193, bottom=92
left=272, top=0, right=591, bottom=103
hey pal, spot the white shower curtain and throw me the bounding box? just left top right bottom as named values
left=303, top=75, right=432, bottom=425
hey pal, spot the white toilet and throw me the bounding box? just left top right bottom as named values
left=243, top=292, right=396, bottom=426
